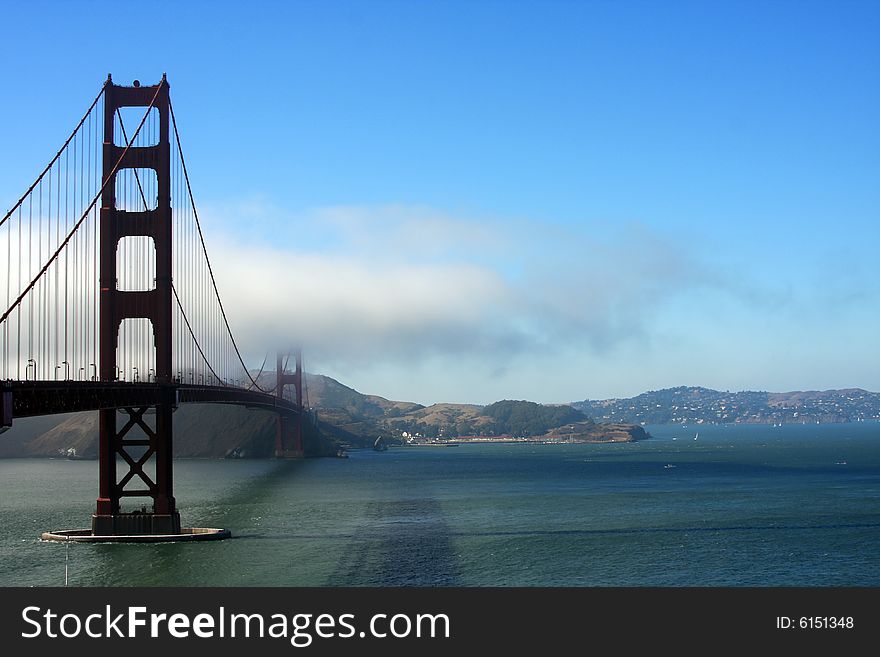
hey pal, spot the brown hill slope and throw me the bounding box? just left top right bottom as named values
left=1, top=372, right=645, bottom=456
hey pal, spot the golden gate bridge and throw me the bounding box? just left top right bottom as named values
left=1, top=75, right=307, bottom=541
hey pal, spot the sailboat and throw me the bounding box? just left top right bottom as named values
left=694, top=432, right=699, bottom=441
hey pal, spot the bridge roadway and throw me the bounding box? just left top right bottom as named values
left=1, top=380, right=299, bottom=424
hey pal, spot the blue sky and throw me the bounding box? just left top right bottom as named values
left=1, top=0, right=878, bottom=404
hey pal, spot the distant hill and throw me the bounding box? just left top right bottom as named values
left=4, top=379, right=875, bottom=458
left=481, top=400, right=587, bottom=437
left=0, top=413, right=81, bottom=458
left=572, top=386, right=880, bottom=425
left=0, top=403, right=333, bottom=460
left=0, top=373, right=646, bottom=457
left=306, top=373, right=424, bottom=418
left=308, top=389, right=642, bottom=445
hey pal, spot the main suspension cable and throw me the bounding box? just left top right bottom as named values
left=0, top=82, right=163, bottom=326
left=0, top=79, right=109, bottom=230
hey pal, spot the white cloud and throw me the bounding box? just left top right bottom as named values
left=211, top=241, right=519, bottom=362
left=203, top=204, right=703, bottom=378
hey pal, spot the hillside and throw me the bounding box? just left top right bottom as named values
left=482, top=400, right=586, bottom=437
left=0, top=403, right=333, bottom=460
left=0, top=373, right=646, bottom=457
left=572, top=386, right=880, bottom=425
left=0, top=413, right=82, bottom=458
left=5, top=380, right=873, bottom=459
left=303, top=384, right=642, bottom=445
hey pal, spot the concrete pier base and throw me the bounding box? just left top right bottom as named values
left=92, top=512, right=181, bottom=536
left=40, top=527, right=231, bottom=543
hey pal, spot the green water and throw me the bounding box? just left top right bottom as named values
left=1, top=422, right=878, bottom=586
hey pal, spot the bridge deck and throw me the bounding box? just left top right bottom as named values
left=1, top=380, right=299, bottom=421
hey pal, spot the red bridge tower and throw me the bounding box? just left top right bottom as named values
left=93, top=76, right=179, bottom=535
left=275, top=350, right=304, bottom=458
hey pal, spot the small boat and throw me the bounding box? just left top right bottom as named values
left=664, top=464, right=677, bottom=469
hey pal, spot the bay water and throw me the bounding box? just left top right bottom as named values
left=1, top=422, right=878, bottom=586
